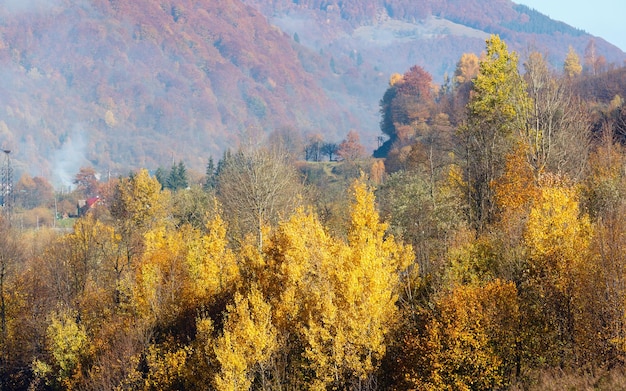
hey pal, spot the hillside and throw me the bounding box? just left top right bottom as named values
left=244, top=0, right=625, bottom=82
left=0, top=0, right=354, bottom=185
left=0, top=0, right=624, bottom=186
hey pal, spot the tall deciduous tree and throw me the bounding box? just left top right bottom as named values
left=523, top=51, right=591, bottom=179
left=110, top=169, right=168, bottom=268
left=523, top=174, right=593, bottom=366
left=216, top=146, right=302, bottom=249
left=111, top=169, right=167, bottom=232
left=377, top=65, right=435, bottom=158
left=303, top=180, right=413, bottom=389
left=460, top=34, right=531, bottom=231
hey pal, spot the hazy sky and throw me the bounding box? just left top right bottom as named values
left=518, top=1, right=626, bottom=52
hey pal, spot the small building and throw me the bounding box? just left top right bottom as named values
left=77, top=196, right=100, bottom=217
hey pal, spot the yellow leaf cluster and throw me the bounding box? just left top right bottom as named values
left=411, top=280, right=519, bottom=390
left=35, top=310, right=90, bottom=388
left=525, top=178, right=592, bottom=274
left=214, top=287, right=277, bottom=391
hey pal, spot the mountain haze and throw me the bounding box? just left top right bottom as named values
left=0, top=0, right=623, bottom=185
left=0, top=0, right=354, bottom=185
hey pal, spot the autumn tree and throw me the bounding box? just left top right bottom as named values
left=110, top=169, right=168, bottom=269
left=454, top=52, right=480, bottom=85
left=563, top=46, right=582, bottom=78
left=14, top=174, right=54, bottom=209
left=337, top=130, right=365, bottom=162
left=376, top=65, right=435, bottom=158
left=111, top=169, right=167, bottom=232
left=522, top=174, right=593, bottom=366
left=523, top=51, right=591, bottom=179
left=133, top=225, right=190, bottom=324
left=400, top=279, right=519, bottom=390
left=73, top=166, right=99, bottom=198
left=460, top=34, right=531, bottom=231
left=302, top=180, right=412, bottom=389
left=216, top=146, right=303, bottom=248
left=213, top=287, right=277, bottom=391
left=244, top=179, right=414, bottom=389
left=32, top=309, right=90, bottom=389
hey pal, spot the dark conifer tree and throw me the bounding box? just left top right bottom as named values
left=204, top=156, right=217, bottom=191
left=166, top=161, right=189, bottom=190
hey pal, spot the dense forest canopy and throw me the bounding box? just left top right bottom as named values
left=3, top=32, right=626, bottom=390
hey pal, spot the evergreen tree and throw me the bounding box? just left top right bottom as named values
left=204, top=156, right=217, bottom=191
left=155, top=167, right=167, bottom=190
left=166, top=161, right=189, bottom=190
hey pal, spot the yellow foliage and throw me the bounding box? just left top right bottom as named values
left=494, top=143, right=538, bottom=232
left=34, top=310, right=90, bottom=389
left=445, top=230, right=500, bottom=286
left=186, top=214, right=239, bottom=302
left=303, top=179, right=414, bottom=386
left=135, top=225, right=188, bottom=321
left=111, top=168, right=168, bottom=231
left=469, top=35, right=529, bottom=128
left=454, top=52, right=480, bottom=84
left=135, top=216, right=240, bottom=323
left=144, top=341, right=191, bottom=390
left=213, top=287, right=278, bottom=391
left=390, top=72, right=403, bottom=86
left=494, top=143, right=537, bottom=212
left=410, top=280, right=519, bottom=390
left=256, top=180, right=414, bottom=388
left=563, top=46, right=582, bottom=78
left=266, top=207, right=338, bottom=330
left=522, top=175, right=596, bottom=365
left=525, top=176, right=592, bottom=275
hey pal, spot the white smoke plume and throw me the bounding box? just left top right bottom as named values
left=52, top=126, right=89, bottom=190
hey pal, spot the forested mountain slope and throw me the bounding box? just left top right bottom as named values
left=0, top=0, right=623, bottom=185
left=244, top=0, right=624, bottom=80
left=0, top=0, right=353, bottom=184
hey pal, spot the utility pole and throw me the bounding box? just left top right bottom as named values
left=1, top=150, right=13, bottom=224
